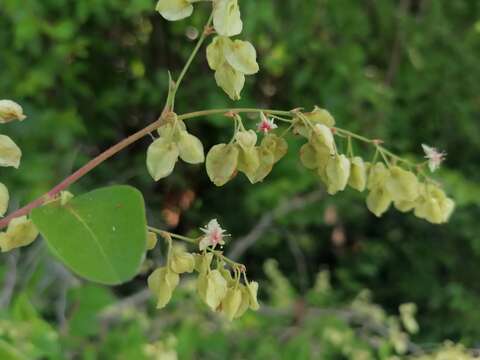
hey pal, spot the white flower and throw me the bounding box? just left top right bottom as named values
left=421, top=144, right=446, bottom=172
left=257, top=113, right=278, bottom=134
left=199, top=219, right=228, bottom=250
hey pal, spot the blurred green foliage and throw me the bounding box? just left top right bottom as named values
left=1, top=0, right=480, bottom=358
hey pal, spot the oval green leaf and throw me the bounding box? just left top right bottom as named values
left=31, top=185, right=147, bottom=285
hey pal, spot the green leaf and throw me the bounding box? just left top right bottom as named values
left=31, top=185, right=147, bottom=285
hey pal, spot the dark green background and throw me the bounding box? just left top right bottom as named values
left=1, top=0, right=479, bottom=358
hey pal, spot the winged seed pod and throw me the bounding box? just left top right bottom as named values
left=367, top=162, right=389, bottom=191
left=304, top=106, right=336, bottom=127
left=247, top=281, right=260, bottom=310
left=0, top=135, right=22, bottom=168
left=234, top=284, right=251, bottom=318
left=0, top=216, right=39, bottom=252
left=310, top=124, right=335, bottom=155
left=0, top=183, right=9, bottom=217
left=261, top=134, right=288, bottom=163
left=414, top=184, right=455, bottom=224
left=348, top=156, right=367, bottom=192
left=384, top=166, right=419, bottom=203
left=212, top=0, right=243, bottom=37
left=170, top=246, right=195, bottom=274
left=214, top=63, right=245, bottom=100
left=366, top=187, right=392, bottom=217
left=325, top=154, right=351, bottom=195
left=155, top=0, right=194, bottom=21
left=148, top=267, right=180, bottom=309
left=247, top=146, right=274, bottom=184
left=206, top=36, right=259, bottom=100
left=236, top=130, right=260, bottom=177
left=146, top=137, right=179, bottom=181
left=221, top=286, right=243, bottom=321
left=197, top=269, right=228, bottom=310
left=194, top=252, right=214, bottom=273
left=177, top=130, right=205, bottom=164
left=0, top=100, right=27, bottom=123
left=224, top=40, right=259, bottom=75
left=206, top=143, right=239, bottom=186
left=146, top=231, right=158, bottom=250
left=394, top=200, right=417, bottom=213
left=299, top=143, right=318, bottom=170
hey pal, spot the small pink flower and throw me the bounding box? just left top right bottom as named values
left=199, top=219, right=228, bottom=250
left=422, top=144, right=446, bottom=172
left=257, top=113, right=278, bottom=133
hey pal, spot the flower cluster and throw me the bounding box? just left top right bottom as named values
left=0, top=100, right=39, bottom=252
left=156, top=0, right=259, bottom=100
left=295, top=108, right=454, bottom=224
left=206, top=114, right=287, bottom=186
left=146, top=112, right=204, bottom=181
left=147, top=220, right=259, bottom=321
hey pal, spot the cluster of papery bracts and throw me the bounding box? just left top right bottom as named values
left=295, top=108, right=453, bottom=224
left=0, top=100, right=39, bottom=252
left=147, top=220, right=259, bottom=321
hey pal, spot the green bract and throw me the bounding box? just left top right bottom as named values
left=234, top=284, right=251, bottom=318
left=170, top=245, right=195, bottom=274
left=224, top=40, right=259, bottom=75
left=247, top=281, right=260, bottom=310
left=366, top=163, right=392, bottom=217
left=147, top=231, right=158, bottom=250
left=215, top=63, right=245, bottom=100
left=348, top=156, right=367, bottom=192
left=384, top=166, right=420, bottom=202
left=414, top=184, right=455, bottom=224
left=207, top=36, right=259, bottom=100
left=146, top=115, right=205, bottom=181
left=148, top=267, right=180, bottom=309
left=247, top=146, right=274, bottom=184
left=197, top=269, right=228, bottom=310
left=262, top=134, right=288, bottom=163
left=194, top=252, right=214, bottom=274
left=325, top=154, right=351, bottom=195
left=0, top=134, right=21, bottom=168
left=310, top=124, right=335, bottom=155
left=394, top=200, right=417, bottom=213
left=155, top=0, right=194, bottom=21
left=212, top=0, right=242, bottom=37
left=366, top=187, right=392, bottom=217
left=206, top=143, right=239, bottom=186
left=177, top=131, right=205, bottom=164
left=221, top=287, right=243, bottom=321
left=236, top=130, right=260, bottom=177
left=146, top=137, right=179, bottom=181
left=304, top=106, right=336, bottom=127
left=0, top=216, right=38, bottom=252
left=300, top=143, right=318, bottom=170
left=0, top=183, right=8, bottom=217
left=367, top=163, right=389, bottom=190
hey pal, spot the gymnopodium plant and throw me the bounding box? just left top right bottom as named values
left=0, top=0, right=454, bottom=321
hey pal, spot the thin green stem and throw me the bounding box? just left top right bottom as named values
left=169, top=13, right=214, bottom=110
left=178, top=108, right=292, bottom=120
left=148, top=226, right=198, bottom=244
left=334, top=127, right=373, bottom=144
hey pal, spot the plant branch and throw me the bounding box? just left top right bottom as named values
left=0, top=107, right=423, bottom=230
left=0, top=108, right=289, bottom=230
